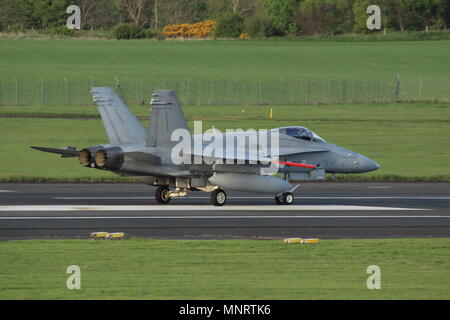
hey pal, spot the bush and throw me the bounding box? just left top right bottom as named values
left=111, top=23, right=145, bottom=40
left=244, top=16, right=279, bottom=38
left=49, top=26, right=77, bottom=37
left=141, top=29, right=156, bottom=39
left=214, top=14, right=244, bottom=38
left=163, top=20, right=217, bottom=38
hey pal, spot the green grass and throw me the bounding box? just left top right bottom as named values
left=0, top=39, right=449, bottom=82
left=0, top=102, right=449, bottom=181
left=0, top=239, right=449, bottom=299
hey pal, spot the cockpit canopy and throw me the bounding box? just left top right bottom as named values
left=275, top=126, right=327, bottom=143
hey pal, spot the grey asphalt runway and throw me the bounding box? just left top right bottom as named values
left=0, top=182, right=449, bottom=240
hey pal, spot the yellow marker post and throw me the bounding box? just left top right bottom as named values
left=269, top=108, right=273, bottom=120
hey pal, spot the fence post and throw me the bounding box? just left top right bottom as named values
left=352, top=78, right=355, bottom=103
left=305, top=79, right=308, bottom=104
left=14, top=78, right=18, bottom=106
left=64, top=78, right=69, bottom=105
left=186, top=79, right=190, bottom=105
left=419, top=78, right=423, bottom=100
left=328, top=78, right=332, bottom=104
left=259, top=79, right=262, bottom=105
left=40, top=79, right=44, bottom=105
left=211, top=79, right=214, bottom=105
left=234, top=79, right=238, bottom=105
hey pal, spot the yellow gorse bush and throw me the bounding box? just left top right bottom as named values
left=163, top=20, right=217, bottom=38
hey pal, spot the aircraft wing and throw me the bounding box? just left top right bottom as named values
left=31, top=146, right=80, bottom=158
left=186, top=148, right=273, bottom=165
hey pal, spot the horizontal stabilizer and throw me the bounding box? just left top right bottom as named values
left=31, top=146, right=80, bottom=158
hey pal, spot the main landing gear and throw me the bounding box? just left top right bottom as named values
left=155, top=186, right=171, bottom=204
left=155, top=186, right=227, bottom=206
left=275, top=192, right=294, bottom=205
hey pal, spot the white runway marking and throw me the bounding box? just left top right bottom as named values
left=0, top=215, right=443, bottom=220
left=0, top=205, right=429, bottom=212
left=0, top=190, right=17, bottom=193
left=53, top=196, right=450, bottom=200
left=368, top=186, right=392, bottom=189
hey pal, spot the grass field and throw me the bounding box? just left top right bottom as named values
left=0, top=102, right=449, bottom=181
left=1, top=39, right=449, bottom=105
left=0, top=238, right=449, bottom=299
left=1, top=39, right=449, bottom=81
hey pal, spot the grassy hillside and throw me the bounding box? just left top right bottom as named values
left=1, top=238, right=449, bottom=299
left=0, top=102, right=449, bottom=181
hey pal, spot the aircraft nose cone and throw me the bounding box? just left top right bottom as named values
left=360, top=156, right=380, bottom=172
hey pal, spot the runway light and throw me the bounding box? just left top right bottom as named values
left=106, top=232, right=126, bottom=240
left=283, top=238, right=303, bottom=244
left=301, top=238, right=320, bottom=244
left=90, top=232, right=109, bottom=239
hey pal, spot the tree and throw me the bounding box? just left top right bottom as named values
left=0, top=0, right=32, bottom=31
left=30, top=0, right=72, bottom=29
left=411, top=0, right=445, bottom=31
left=152, top=0, right=207, bottom=28
left=296, top=0, right=353, bottom=36
left=74, top=0, right=120, bottom=30
left=263, top=0, right=299, bottom=35
left=118, top=0, right=152, bottom=27
left=214, top=13, right=244, bottom=37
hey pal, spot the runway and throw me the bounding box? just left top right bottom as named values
left=0, top=182, right=449, bottom=240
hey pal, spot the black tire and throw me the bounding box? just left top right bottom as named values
left=282, top=192, right=294, bottom=205
left=155, top=186, right=171, bottom=204
left=275, top=195, right=283, bottom=205
left=211, top=189, right=227, bottom=206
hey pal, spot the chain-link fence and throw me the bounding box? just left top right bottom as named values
left=0, top=76, right=448, bottom=106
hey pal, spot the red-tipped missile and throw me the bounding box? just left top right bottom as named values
left=275, top=161, right=315, bottom=169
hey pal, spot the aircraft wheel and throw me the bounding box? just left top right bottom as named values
left=155, top=186, right=171, bottom=204
left=276, top=192, right=294, bottom=205
left=283, top=192, right=294, bottom=205
left=275, top=195, right=283, bottom=205
left=211, top=189, right=227, bottom=206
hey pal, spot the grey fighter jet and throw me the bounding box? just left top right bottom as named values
left=32, top=88, right=380, bottom=206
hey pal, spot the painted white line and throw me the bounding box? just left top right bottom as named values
left=0, top=205, right=429, bottom=212
left=52, top=196, right=450, bottom=200
left=0, top=190, right=17, bottom=193
left=0, top=215, right=443, bottom=220
left=368, top=187, right=392, bottom=189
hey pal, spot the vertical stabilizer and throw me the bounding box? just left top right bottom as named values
left=146, top=90, right=190, bottom=148
left=91, top=87, right=147, bottom=145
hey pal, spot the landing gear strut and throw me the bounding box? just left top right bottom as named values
left=211, top=188, right=227, bottom=206
left=155, top=186, right=171, bottom=204
left=275, top=192, right=294, bottom=205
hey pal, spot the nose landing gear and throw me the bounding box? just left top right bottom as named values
left=211, top=188, right=227, bottom=206
left=275, top=192, right=294, bottom=205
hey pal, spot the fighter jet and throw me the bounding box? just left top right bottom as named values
left=32, top=88, right=380, bottom=206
